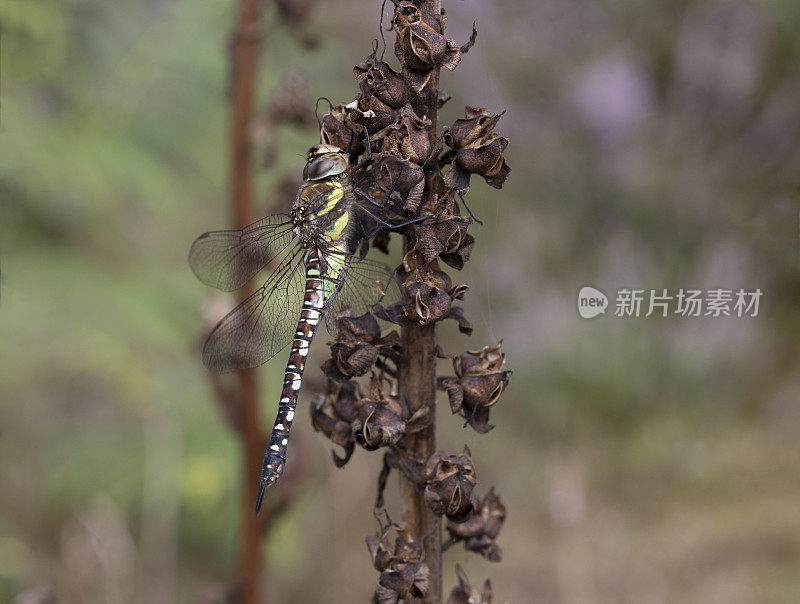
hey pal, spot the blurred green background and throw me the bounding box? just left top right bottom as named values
left=2, top=0, right=800, bottom=602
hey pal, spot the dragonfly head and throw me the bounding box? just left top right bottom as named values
left=303, top=144, right=349, bottom=181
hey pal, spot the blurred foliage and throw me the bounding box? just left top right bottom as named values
left=1, top=0, right=800, bottom=602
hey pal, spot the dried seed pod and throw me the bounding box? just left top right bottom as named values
left=309, top=379, right=362, bottom=467
left=423, top=447, right=477, bottom=521
left=375, top=104, right=432, bottom=164
left=353, top=399, right=407, bottom=450
left=456, top=136, right=509, bottom=182
left=322, top=311, right=401, bottom=381
left=353, top=376, right=429, bottom=450
left=373, top=154, right=425, bottom=196
left=319, top=100, right=380, bottom=156
left=367, top=522, right=430, bottom=603
left=445, top=487, right=506, bottom=562
left=376, top=562, right=430, bottom=603
left=359, top=95, right=398, bottom=133
left=321, top=111, right=362, bottom=156
left=403, top=271, right=453, bottom=324
left=443, top=106, right=504, bottom=150
left=418, top=175, right=458, bottom=217
left=448, top=565, right=494, bottom=604
left=393, top=2, right=445, bottom=71
left=414, top=215, right=475, bottom=270
left=438, top=343, right=512, bottom=433
left=354, top=59, right=409, bottom=109
left=396, top=249, right=457, bottom=325
left=443, top=107, right=511, bottom=193
left=367, top=523, right=409, bottom=571
left=399, top=25, right=447, bottom=71
left=324, top=341, right=379, bottom=380
left=392, top=2, right=473, bottom=76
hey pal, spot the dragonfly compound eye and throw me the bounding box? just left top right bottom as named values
left=303, top=152, right=349, bottom=181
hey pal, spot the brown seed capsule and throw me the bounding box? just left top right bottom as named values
left=322, top=311, right=401, bottom=381
left=393, top=3, right=442, bottom=70
left=414, top=216, right=474, bottom=270
left=377, top=562, right=430, bottom=603
left=392, top=2, right=472, bottom=75
left=438, top=343, right=512, bottom=434
left=373, top=154, right=425, bottom=196
left=445, top=487, right=506, bottom=562
left=366, top=522, right=423, bottom=568
left=320, top=109, right=363, bottom=155
left=423, top=448, right=477, bottom=521
left=366, top=521, right=430, bottom=602
left=354, top=60, right=409, bottom=109
left=443, top=107, right=511, bottom=192
left=359, top=96, right=398, bottom=134
left=353, top=399, right=407, bottom=450
left=374, top=104, right=432, bottom=164
left=447, top=565, right=494, bottom=604
left=403, top=275, right=452, bottom=324
left=400, top=25, right=447, bottom=71
left=309, top=379, right=363, bottom=467
left=443, top=106, right=504, bottom=150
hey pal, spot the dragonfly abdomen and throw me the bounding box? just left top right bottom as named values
left=255, top=249, right=326, bottom=513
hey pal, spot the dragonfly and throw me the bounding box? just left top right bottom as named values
left=190, top=141, right=413, bottom=513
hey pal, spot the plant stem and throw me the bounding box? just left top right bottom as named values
left=399, top=323, right=441, bottom=602
left=399, top=1, right=442, bottom=601
left=230, top=0, right=265, bottom=601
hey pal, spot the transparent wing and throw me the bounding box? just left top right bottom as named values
left=189, top=214, right=296, bottom=292
left=321, top=251, right=401, bottom=334
left=202, top=245, right=306, bottom=373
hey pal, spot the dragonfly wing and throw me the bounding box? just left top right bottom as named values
left=203, top=246, right=307, bottom=373
left=189, top=214, right=296, bottom=292
left=321, top=254, right=401, bottom=335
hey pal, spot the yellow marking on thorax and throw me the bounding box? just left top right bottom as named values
left=316, top=182, right=344, bottom=216
left=313, top=181, right=349, bottom=243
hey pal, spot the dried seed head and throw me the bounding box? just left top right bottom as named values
left=309, top=379, right=362, bottom=466
left=392, top=3, right=445, bottom=70
left=443, top=107, right=511, bottom=193
left=353, top=399, right=406, bottom=450
left=352, top=376, right=427, bottom=450
left=320, top=110, right=363, bottom=156
left=359, top=95, right=398, bottom=133
left=367, top=521, right=430, bottom=602
left=448, top=565, right=494, bottom=604
left=391, top=2, right=472, bottom=77
left=403, top=275, right=452, bottom=324
left=354, top=59, right=409, bottom=109
left=423, top=448, right=478, bottom=521
left=396, top=250, right=458, bottom=325
left=373, top=154, right=425, bottom=196
left=438, top=343, right=512, bottom=434
left=322, top=311, right=400, bottom=381
left=324, top=341, right=379, bottom=380
left=376, top=562, right=430, bottom=603
left=374, top=104, right=432, bottom=164
left=414, top=215, right=475, bottom=270
left=445, top=487, right=506, bottom=562
left=443, top=106, right=504, bottom=150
